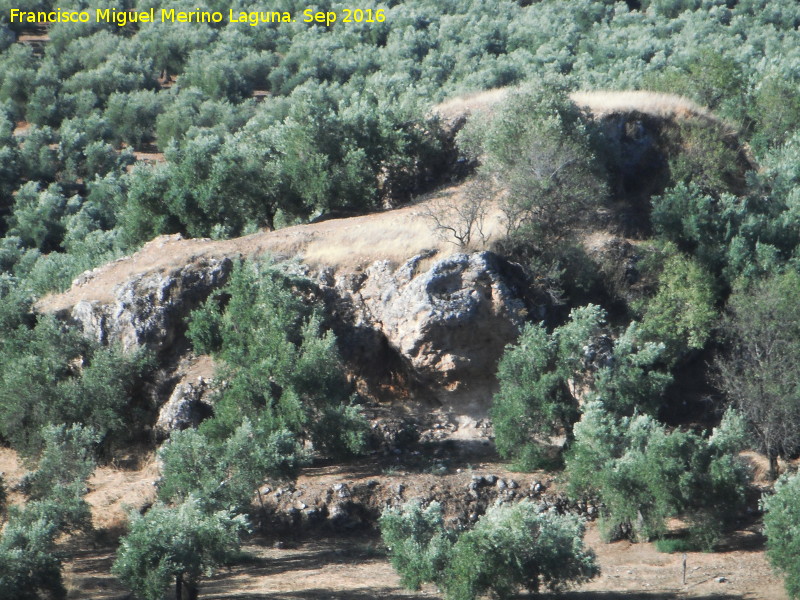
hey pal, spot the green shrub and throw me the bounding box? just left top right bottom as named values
left=0, top=516, right=65, bottom=600
left=0, top=423, right=97, bottom=599
left=654, top=537, right=700, bottom=553
left=716, top=270, right=800, bottom=479
left=113, top=497, right=248, bottom=600
left=157, top=422, right=301, bottom=513
left=379, top=501, right=454, bottom=591
left=187, top=259, right=368, bottom=460
left=380, top=500, right=599, bottom=600
left=638, top=251, right=718, bottom=364
left=492, top=304, right=671, bottom=468
left=463, top=80, right=607, bottom=276
left=567, top=402, right=750, bottom=548
left=763, top=472, right=800, bottom=599
left=0, top=317, right=150, bottom=458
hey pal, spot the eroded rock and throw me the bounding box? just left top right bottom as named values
left=154, top=377, right=213, bottom=440
left=323, top=251, right=535, bottom=406
left=66, top=253, right=234, bottom=354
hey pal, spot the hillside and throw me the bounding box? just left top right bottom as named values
left=4, top=1, right=800, bottom=598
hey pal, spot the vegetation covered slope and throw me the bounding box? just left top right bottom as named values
left=4, top=0, right=800, bottom=598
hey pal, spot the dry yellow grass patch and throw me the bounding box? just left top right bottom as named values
left=571, top=90, right=717, bottom=121
left=433, top=87, right=510, bottom=122
left=37, top=185, right=507, bottom=314
left=433, top=87, right=723, bottom=125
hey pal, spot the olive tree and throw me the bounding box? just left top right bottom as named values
left=716, top=271, right=800, bottom=479
left=380, top=500, right=598, bottom=600
left=567, top=402, right=750, bottom=547
left=113, top=497, right=247, bottom=600
left=460, top=81, right=607, bottom=260
left=0, top=424, right=98, bottom=598
left=762, top=472, right=800, bottom=599
left=492, top=304, right=670, bottom=469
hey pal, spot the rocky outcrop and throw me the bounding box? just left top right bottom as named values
left=261, top=471, right=599, bottom=535
left=154, top=376, right=213, bottom=440
left=64, top=254, right=234, bottom=354
left=322, top=251, right=538, bottom=407
left=49, top=242, right=537, bottom=414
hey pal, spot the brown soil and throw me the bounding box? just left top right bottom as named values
left=66, top=526, right=789, bottom=599
left=37, top=440, right=787, bottom=600
left=61, top=500, right=787, bottom=600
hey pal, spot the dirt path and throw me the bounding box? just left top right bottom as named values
left=63, top=522, right=787, bottom=600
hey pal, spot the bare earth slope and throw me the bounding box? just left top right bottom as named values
left=55, top=452, right=789, bottom=600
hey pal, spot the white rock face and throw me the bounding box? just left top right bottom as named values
left=59, top=248, right=535, bottom=413
left=324, top=251, right=532, bottom=403
left=154, top=378, right=211, bottom=440
left=66, top=256, right=234, bottom=353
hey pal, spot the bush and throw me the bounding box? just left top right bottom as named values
left=654, top=537, right=701, bottom=553
left=0, top=317, right=150, bottom=458
left=157, top=423, right=301, bottom=513
left=0, top=517, right=65, bottom=600
left=492, top=304, right=671, bottom=468
left=187, top=259, right=368, bottom=459
left=763, top=472, right=800, bottom=599
left=113, top=497, right=248, bottom=600
left=0, top=423, right=97, bottom=599
left=379, top=501, right=454, bottom=591
left=380, top=500, right=599, bottom=600
left=638, top=250, right=718, bottom=364
left=462, top=80, right=607, bottom=271
left=567, top=402, right=750, bottom=548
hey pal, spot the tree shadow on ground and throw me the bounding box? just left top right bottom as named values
left=537, top=593, right=744, bottom=600
left=204, top=591, right=747, bottom=600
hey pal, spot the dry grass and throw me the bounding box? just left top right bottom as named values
left=84, top=455, right=160, bottom=533
left=571, top=90, right=718, bottom=121
left=433, top=87, right=510, bottom=123
left=433, top=87, right=723, bottom=125
left=37, top=186, right=507, bottom=314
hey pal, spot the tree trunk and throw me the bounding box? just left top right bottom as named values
left=176, top=574, right=182, bottom=600
left=186, top=582, right=199, bottom=600
left=528, top=564, right=540, bottom=595
left=769, top=450, right=779, bottom=481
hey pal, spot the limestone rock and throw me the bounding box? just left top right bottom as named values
left=67, top=254, right=234, bottom=353
left=154, top=377, right=212, bottom=440
left=324, top=251, right=532, bottom=404
left=49, top=239, right=536, bottom=415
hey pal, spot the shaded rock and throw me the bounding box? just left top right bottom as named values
left=66, top=242, right=234, bottom=354
left=153, top=377, right=212, bottom=440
